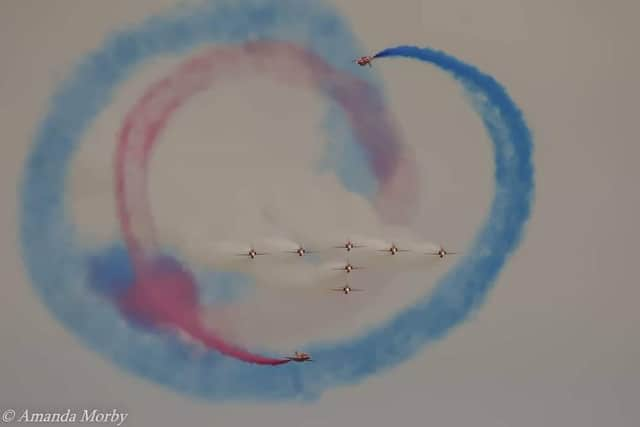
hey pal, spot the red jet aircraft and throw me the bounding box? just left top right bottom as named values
left=333, top=240, right=365, bottom=252
left=331, top=285, right=364, bottom=295
left=354, top=56, right=373, bottom=67
left=287, top=351, right=313, bottom=362
left=378, top=243, right=410, bottom=255
left=429, top=246, right=457, bottom=258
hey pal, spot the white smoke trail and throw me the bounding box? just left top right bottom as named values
left=169, top=225, right=446, bottom=290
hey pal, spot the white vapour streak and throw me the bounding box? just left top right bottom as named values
left=170, top=224, right=446, bottom=290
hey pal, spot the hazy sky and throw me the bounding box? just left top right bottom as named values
left=1, top=0, right=638, bottom=426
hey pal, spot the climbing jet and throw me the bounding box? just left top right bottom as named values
left=354, top=56, right=374, bottom=67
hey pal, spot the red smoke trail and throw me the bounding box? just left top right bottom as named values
left=117, top=257, right=289, bottom=365
left=114, top=41, right=414, bottom=365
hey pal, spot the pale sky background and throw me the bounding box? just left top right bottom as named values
left=1, top=0, right=639, bottom=426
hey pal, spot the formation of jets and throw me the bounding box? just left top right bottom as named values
left=235, top=242, right=456, bottom=264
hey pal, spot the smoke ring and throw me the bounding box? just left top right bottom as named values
left=19, top=1, right=533, bottom=401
